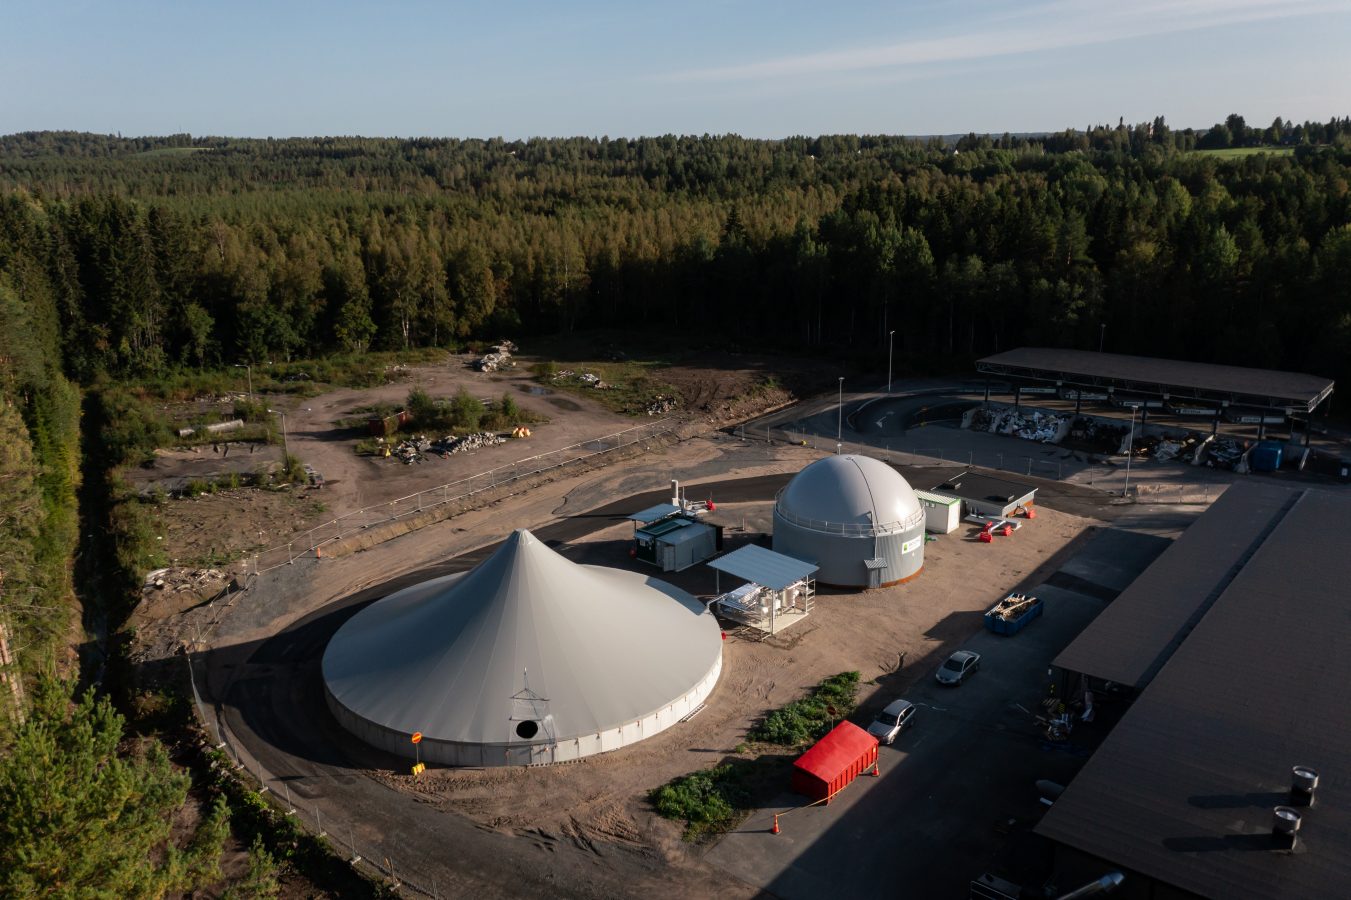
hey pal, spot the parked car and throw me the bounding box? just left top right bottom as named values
left=866, top=699, right=917, bottom=745
left=935, top=649, right=981, bottom=685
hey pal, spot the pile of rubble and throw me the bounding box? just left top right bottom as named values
left=1065, top=416, right=1129, bottom=453
left=550, top=369, right=609, bottom=389
left=966, top=406, right=1068, bottom=443
left=430, top=431, right=507, bottom=456
left=393, top=436, right=432, bottom=464
left=1204, top=437, right=1249, bottom=470
left=474, top=340, right=518, bottom=373
left=645, top=395, right=678, bottom=416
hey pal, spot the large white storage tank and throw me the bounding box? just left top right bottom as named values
left=773, top=455, right=925, bottom=588
left=322, top=529, right=723, bottom=766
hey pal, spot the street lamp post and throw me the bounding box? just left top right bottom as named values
left=233, top=363, right=253, bottom=400
left=887, top=330, right=895, bottom=393
left=837, top=377, right=844, bottom=452
left=1099, top=324, right=1106, bottom=353
left=1123, top=403, right=1140, bottom=498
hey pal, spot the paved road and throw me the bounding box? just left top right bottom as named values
left=205, top=463, right=1155, bottom=898
left=705, top=529, right=1169, bottom=899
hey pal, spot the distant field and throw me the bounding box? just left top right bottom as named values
left=1192, top=146, right=1295, bottom=159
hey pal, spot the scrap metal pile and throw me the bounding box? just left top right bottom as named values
left=966, top=406, right=1069, bottom=443
left=1203, top=437, right=1248, bottom=470
left=1066, top=416, right=1128, bottom=453
left=987, top=592, right=1038, bottom=622
left=645, top=395, right=678, bottom=416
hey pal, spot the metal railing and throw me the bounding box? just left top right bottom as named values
left=732, top=423, right=1068, bottom=481
left=251, top=419, right=676, bottom=573
left=187, top=651, right=447, bottom=897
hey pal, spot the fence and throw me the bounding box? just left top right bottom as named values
left=187, top=652, right=450, bottom=897
left=734, top=422, right=1069, bottom=481
left=252, top=419, right=676, bottom=573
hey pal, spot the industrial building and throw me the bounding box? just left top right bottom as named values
left=627, top=500, right=719, bottom=572
left=929, top=471, right=1037, bottom=519
left=914, top=489, right=961, bottom=533
left=772, top=454, right=925, bottom=588
left=976, top=347, right=1334, bottom=441
left=1036, top=483, right=1351, bottom=899
left=321, top=529, right=723, bottom=767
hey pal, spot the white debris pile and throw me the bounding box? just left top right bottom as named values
left=967, top=407, right=1067, bottom=443
left=474, top=341, right=518, bottom=373
left=394, top=436, right=431, bottom=464
left=431, top=431, right=506, bottom=455
left=645, top=395, right=678, bottom=416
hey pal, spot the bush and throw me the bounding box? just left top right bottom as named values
left=748, top=671, right=861, bottom=747
left=649, top=765, right=750, bottom=840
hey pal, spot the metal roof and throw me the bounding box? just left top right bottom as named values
left=322, top=530, right=722, bottom=747
left=914, top=489, right=960, bottom=506
left=863, top=558, right=889, bottom=570
left=929, top=471, right=1037, bottom=505
left=1051, top=482, right=1295, bottom=689
left=627, top=503, right=682, bottom=524
left=657, top=520, right=713, bottom=546
left=977, top=347, right=1334, bottom=413
left=1037, top=487, right=1351, bottom=899
left=707, top=543, right=818, bottom=591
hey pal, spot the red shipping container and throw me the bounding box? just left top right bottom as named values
left=790, top=721, right=879, bottom=803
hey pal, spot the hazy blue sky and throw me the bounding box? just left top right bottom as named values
left=3, top=0, right=1349, bottom=138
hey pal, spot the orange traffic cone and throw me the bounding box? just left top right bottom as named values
left=771, top=814, right=781, bottom=834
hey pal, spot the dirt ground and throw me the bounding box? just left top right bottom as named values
left=132, top=349, right=804, bottom=582
left=366, top=503, right=1095, bottom=859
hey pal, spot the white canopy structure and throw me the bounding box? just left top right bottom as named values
left=322, top=529, right=723, bottom=766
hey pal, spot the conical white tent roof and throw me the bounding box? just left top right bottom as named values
left=322, top=529, right=723, bottom=765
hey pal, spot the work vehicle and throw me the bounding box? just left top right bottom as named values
left=936, top=650, right=981, bottom=685
left=866, top=699, right=916, bottom=745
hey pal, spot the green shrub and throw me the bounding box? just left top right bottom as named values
left=649, top=765, right=749, bottom=840
left=748, top=671, right=860, bottom=747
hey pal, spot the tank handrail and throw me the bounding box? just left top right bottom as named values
left=773, top=491, right=924, bottom=535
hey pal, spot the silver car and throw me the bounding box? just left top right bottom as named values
left=866, top=699, right=917, bottom=745
left=935, top=649, right=981, bottom=685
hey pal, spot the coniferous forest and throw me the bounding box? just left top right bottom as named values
left=2, top=117, right=1350, bottom=386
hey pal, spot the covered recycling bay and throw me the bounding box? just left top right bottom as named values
left=322, top=529, right=723, bottom=766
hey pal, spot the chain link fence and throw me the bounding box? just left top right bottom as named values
left=732, top=422, right=1068, bottom=481
left=251, top=419, right=676, bottom=573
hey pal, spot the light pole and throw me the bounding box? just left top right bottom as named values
left=233, top=363, right=253, bottom=400
left=887, top=330, right=895, bottom=393
left=1099, top=324, right=1106, bottom=353
left=837, top=377, right=844, bottom=452
left=1123, top=403, right=1140, bottom=498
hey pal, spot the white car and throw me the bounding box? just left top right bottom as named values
left=935, top=649, right=981, bottom=685
left=867, top=698, right=917, bottom=745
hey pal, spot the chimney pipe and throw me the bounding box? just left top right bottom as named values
left=1291, top=766, right=1319, bottom=807
left=671, top=479, right=680, bottom=508
left=1272, top=806, right=1301, bottom=849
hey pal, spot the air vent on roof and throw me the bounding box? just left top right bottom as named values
left=1291, top=766, right=1319, bottom=807
left=1272, top=806, right=1301, bottom=849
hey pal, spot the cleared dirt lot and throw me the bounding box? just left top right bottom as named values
left=374, top=504, right=1093, bottom=852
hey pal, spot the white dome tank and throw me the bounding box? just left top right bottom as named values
left=773, top=455, right=925, bottom=587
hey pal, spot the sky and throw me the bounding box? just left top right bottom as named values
left=2, top=0, right=1349, bottom=139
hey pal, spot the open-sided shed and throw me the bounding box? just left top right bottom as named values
left=790, top=721, right=879, bottom=803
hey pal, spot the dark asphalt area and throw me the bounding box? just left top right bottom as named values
left=203, top=467, right=1140, bottom=898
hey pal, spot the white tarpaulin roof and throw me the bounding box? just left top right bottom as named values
left=322, top=529, right=722, bottom=747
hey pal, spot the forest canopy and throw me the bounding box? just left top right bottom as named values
left=1, top=117, right=1349, bottom=388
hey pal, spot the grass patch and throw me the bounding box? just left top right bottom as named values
left=651, top=672, right=863, bottom=840
left=533, top=359, right=678, bottom=416
left=1191, top=146, right=1294, bottom=159
left=747, top=671, right=861, bottom=747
